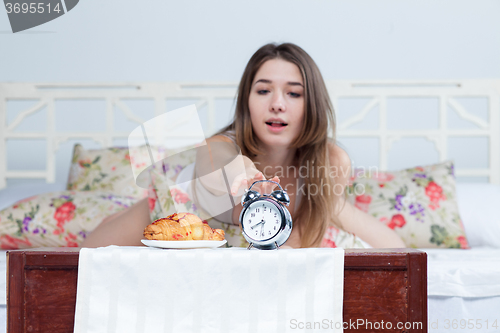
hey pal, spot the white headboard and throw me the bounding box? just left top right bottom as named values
left=1, top=80, right=499, bottom=188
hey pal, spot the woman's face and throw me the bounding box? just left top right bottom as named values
left=248, top=58, right=305, bottom=149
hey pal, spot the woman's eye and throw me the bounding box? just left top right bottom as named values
left=289, top=92, right=301, bottom=98
left=257, top=90, right=269, bottom=95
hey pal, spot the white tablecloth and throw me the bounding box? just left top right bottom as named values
left=74, top=246, right=344, bottom=333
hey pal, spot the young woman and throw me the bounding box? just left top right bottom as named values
left=82, top=43, right=405, bottom=249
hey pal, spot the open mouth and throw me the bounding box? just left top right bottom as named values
left=265, top=121, right=288, bottom=128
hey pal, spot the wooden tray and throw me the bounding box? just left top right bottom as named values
left=7, top=248, right=427, bottom=332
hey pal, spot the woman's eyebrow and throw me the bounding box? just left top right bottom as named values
left=253, top=79, right=304, bottom=87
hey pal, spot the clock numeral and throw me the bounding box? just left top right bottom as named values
left=263, top=206, right=266, bottom=212
left=274, top=226, right=276, bottom=230
left=276, top=220, right=279, bottom=224
left=261, top=232, right=264, bottom=236
left=274, top=213, right=277, bottom=217
left=256, top=208, right=260, bottom=213
left=251, top=213, right=255, bottom=217
left=268, top=230, right=271, bottom=235
left=248, top=219, right=251, bottom=224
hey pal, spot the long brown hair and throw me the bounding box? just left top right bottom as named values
left=218, top=43, right=338, bottom=248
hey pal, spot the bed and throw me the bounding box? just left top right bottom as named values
left=1, top=81, right=500, bottom=332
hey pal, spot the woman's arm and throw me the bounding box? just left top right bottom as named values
left=195, top=135, right=256, bottom=195
left=81, top=198, right=151, bottom=248
left=195, top=135, right=280, bottom=225
left=334, top=199, right=406, bottom=248
left=329, top=143, right=406, bottom=248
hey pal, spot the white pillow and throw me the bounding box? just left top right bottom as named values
left=456, top=183, right=500, bottom=248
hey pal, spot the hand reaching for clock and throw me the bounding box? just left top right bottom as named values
left=230, top=171, right=280, bottom=197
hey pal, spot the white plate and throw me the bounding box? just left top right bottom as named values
left=141, top=239, right=227, bottom=249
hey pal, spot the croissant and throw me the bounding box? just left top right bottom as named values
left=143, top=212, right=225, bottom=241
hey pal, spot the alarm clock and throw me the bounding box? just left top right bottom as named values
left=239, top=180, right=292, bottom=250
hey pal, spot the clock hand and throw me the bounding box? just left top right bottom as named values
left=251, top=221, right=264, bottom=230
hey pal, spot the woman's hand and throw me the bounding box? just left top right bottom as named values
left=229, top=169, right=281, bottom=226
left=230, top=171, right=280, bottom=197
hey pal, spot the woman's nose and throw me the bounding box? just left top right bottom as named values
left=270, top=93, right=286, bottom=112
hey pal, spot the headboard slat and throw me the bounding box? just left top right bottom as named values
left=1, top=81, right=499, bottom=187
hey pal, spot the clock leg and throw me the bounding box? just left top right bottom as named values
left=274, top=242, right=280, bottom=250
left=247, top=243, right=253, bottom=250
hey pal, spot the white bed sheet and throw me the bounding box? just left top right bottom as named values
left=0, top=251, right=6, bottom=333
left=422, top=248, right=500, bottom=298
left=0, top=305, right=4, bottom=333
left=0, top=251, right=5, bottom=306
left=423, top=247, right=500, bottom=332
left=428, top=296, right=500, bottom=333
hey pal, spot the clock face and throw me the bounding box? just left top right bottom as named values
left=242, top=200, right=282, bottom=241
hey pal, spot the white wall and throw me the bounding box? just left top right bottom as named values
left=1, top=0, right=499, bottom=185
left=1, top=0, right=499, bottom=81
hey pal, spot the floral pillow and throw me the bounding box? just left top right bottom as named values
left=321, top=225, right=371, bottom=249
left=67, top=144, right=167, bottom=200
left=147, top=146, right=198, bottom=221
left=348, top=161, right=470, bottom=249
left=0, top=191, right=137, bottom=249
